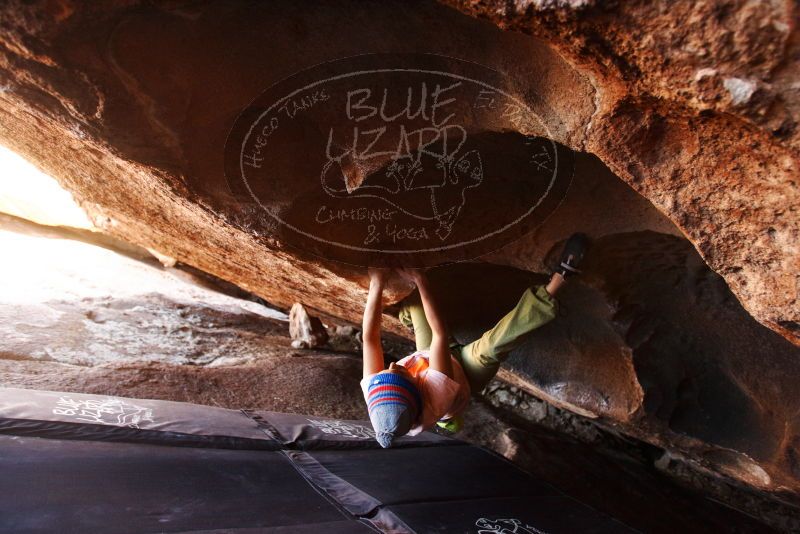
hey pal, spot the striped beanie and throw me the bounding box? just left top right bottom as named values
left=366, top=371, right=422, bottom=448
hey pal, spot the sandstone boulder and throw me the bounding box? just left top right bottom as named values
left=2, top=0, right=795, bottom=344
left=447, top=0, right=800, bottom=344
left=0, top=0, right=797, bottom=503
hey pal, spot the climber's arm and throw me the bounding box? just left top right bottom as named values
left=405, top=270, right=453, bottom=379
left=362, top=269, right=387, bottom=377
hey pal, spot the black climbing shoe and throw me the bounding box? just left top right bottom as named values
left=555, top=233, right=590, bottom=278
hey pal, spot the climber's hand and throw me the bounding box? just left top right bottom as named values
left=395, top=267, right=425, bottom=285
left=368, top=267, right=389, bottom=287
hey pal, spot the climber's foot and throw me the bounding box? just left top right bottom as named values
left=555, top=232, right=590, bottom=278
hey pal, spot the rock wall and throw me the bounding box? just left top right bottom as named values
left=1, top=0, right=796, bottom=344
left=0, top=0, right=798, bottom=501
left=0, top=0, right=593, bottom=333
left=448, top=0, right=800, bottom=345
left=0, top=0, right=796, bottom=343
left=426, top=236, right=800, bottom=496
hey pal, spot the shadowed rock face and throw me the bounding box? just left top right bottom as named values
left=0, top=0, right=798, bottom=501
left=421, top=231, right=800, bottom=495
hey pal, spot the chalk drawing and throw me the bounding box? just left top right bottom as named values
left=306, top=418, right=376, bottom=439
left=476, top=517, right=548, bottom=534
left=53, top=396, right=155, bottom=429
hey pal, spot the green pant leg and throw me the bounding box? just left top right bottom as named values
left=398, top=291, right=433, bottom=351
left=458, top=285, right=558, bottom=393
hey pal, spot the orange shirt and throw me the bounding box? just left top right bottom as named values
left=360, top=350, right=471, bottom=435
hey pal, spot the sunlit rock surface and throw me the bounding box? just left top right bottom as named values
left=0, top=214, right=287, bottom=368
left=0, top=214, right=377, bottom=419
left=0, top=145, right=93, bottom=229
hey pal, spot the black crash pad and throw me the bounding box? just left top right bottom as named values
left=0, top=387, right=277, bottom=450
left=248, top=409, right=456, bottom=449
left=0, top=435, right=367, bottom=533
left=0, top=388, right=637, bottom=533
left=305, top=446, right=558, bottom=505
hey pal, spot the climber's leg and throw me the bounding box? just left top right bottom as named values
left=456, top=284, right=558, bottom=393
left=398, top=291, right=433, bottom=351
left=456, top=232, right=590, bottom=393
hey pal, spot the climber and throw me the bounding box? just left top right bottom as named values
left=361, top=233, right=590, bottom=448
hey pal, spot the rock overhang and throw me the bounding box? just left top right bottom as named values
left=0, top=0, right=798, bottom=500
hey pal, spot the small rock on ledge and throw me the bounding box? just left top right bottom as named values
left=289, top=303, right=330, bottom=349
